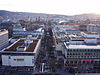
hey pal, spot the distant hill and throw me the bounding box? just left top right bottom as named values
left=0, top=10, right=100, bottom=23
left=71, top=13, right=100, bottom=21
left=0, top=10, right=68, bottom=23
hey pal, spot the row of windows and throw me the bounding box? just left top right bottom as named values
left=67, top=49, right=100, bottom=52
left=66, top=61, right=100, bottom=64
left=67, top=52, right=100, bottom=56
left=67, top=56, right=100, bottom=58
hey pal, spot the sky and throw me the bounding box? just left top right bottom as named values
left=0, top=0, right=100, bottom=15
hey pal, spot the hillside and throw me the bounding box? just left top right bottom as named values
left=0, top=10, right=100, bottom=23
left=0, top=10, right=68, bottom=23
left=71, top=13, right=100, bottom=21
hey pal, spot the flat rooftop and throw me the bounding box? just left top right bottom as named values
left=70, top=36, right=96, bottom=39
left=64, top=42, right=100, bottom=49
left=68, top=45, right=100, bottom=49
left=77, top=73, right=100, bottom=75
left=4, top=39, right=39, bottom=52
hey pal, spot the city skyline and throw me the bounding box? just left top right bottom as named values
left=0, top=0, right=100, bottom=15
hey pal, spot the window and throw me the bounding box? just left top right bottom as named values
left=9, top=56, right=11, bottom=59
left=74, top=61, right=77, bottom=64
left=70, top=53, right=72, bottom=55
left=73, top=53, right=76, bottom=55
left=94, top=53, right=96, bottom=55
left=83, top=61, right=85, bottom=63
left=67, top=53, right=69, bottom=55
left=87, top=49, right=90, bottom=52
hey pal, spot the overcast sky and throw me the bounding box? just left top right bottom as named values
left=0, top=0, right=100, bottom=15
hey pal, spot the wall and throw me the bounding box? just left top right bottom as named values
left=0, top=31, right=9, bottom=50
left=84, top=39, right=97, bottom=44
left=2, top=55, right=34, bottom=66
left=69, top=40, right=84, bottom=45
left=81, top=32, right=100, bottom=38
left=87, top=25, right=100, bottom=33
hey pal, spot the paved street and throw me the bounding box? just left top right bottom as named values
left=35, top=25, right=76, bottom=75
left=57, top=69, right=75, bottom=75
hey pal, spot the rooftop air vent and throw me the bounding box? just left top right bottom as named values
left=16, top=46, right=27, bottom=52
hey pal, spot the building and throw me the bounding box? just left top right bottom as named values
left=1, top=37, right=41, bottom=67
left=0, top=29, right=9, bottom=50
left=66, top=29, right=81, bottom=35
left=55, top=24, right=80, bottom=31
left=10, top=33, right=41, bottom=44
left=76, top=73, right=100, bottom=75
left=0, top=21, right=14, bottom=38
left=87, top=24, right=100, bottom=33
left=69, top=35, right=98, bottom=45
left=53, top=23, right=100, bottom=73
left=63, top=34, right=100, bottom=69
left=81, top=32, right=100, bottom=38
left=12, top=28, right=43, bottom=37
left=63, top=42, right=100, bottom=69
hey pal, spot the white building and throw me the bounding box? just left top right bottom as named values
left=0, top=29, right=9, bottom=50
left=1, top=38, right=41, bottom=67
left=63, top=42, right=100, bottom=68
left=69, top=35, right=98, bottom=45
